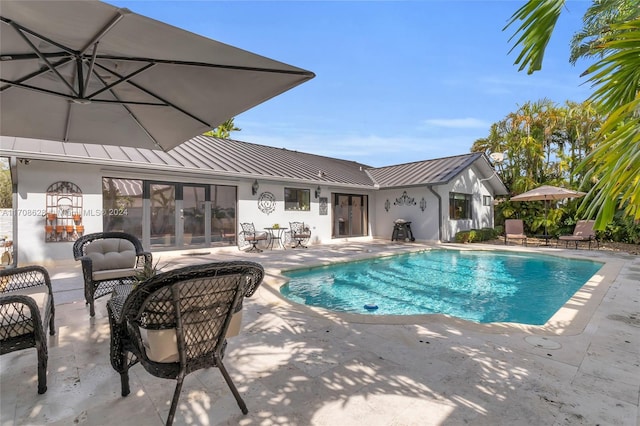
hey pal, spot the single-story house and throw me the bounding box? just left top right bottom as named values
left=0, top=135, right=508, bottom=265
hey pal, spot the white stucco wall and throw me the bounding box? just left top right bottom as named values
left=237, top=182, right=329, bottom=244
left=372, top=188, right=439, bottom=241
left=434, top=164, right=496, bottom=242
left=14, top=159, right=103, bottom=264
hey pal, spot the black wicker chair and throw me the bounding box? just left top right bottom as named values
left=107, top=261, right=265, bottom=426
left=73, top=232, right=152, bottom=317
left=289, top=222, right=311, bottom=248
left=0, top=266, right=55, bottom=394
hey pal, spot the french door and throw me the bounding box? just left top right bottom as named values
left=333, top=194, right=368, bottom=237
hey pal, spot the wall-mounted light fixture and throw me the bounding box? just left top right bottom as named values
left=315, top=185, right=321, bottom=199
left=251, top=179, right=259, bottom=195
left=420, top=197, right=427, bottom=212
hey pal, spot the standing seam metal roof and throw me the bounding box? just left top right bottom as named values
left=1, top=136, right=503, bottom=191
left=366, top=153, right=484, bottom=188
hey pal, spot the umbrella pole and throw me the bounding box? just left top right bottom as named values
left=544, top=199, right=548, bottom=236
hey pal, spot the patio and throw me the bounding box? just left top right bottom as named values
left=1, top=241, right=639, bottom=425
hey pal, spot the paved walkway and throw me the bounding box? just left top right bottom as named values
left=1, top=241, right=638, bottom=425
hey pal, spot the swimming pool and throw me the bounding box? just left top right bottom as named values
left=280, top=250, right=603, bottom=325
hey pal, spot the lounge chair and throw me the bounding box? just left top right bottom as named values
left=289, top=222, right=311, bottom=248
left=107, top=261, right=264, bottom=426
left=238, top=223, right=269, bottom=252
left=504, top=219, right=527, bottom=246
left=73, top=232, right=152, bottom=317
left=0, top=265, right=55, bottom=394
left=559, top=220, right=599, bottom=249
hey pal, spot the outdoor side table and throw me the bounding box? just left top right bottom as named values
left=264, top=227, right=287, bottom=250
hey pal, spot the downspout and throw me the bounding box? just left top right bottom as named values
left=9, top=156, right=18, bottom=267
left=427, top=185, right=442, bottom=242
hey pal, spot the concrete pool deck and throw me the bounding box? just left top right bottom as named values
left=1, top=240, right=638, bottom=425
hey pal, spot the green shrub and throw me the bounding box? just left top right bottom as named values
left=455, top=231, right=471, bottom=243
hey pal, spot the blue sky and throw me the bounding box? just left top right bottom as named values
left=110, top=1, right=593, bottom=167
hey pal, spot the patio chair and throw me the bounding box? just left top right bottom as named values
left=504, top=219, right=527, bottom=246
left=73, top=232, right=152, bottom=317
left=0, top=265, right=55, bottom=394
left=289, top=222, right=311, bottom=248
left=559, top=220, right=599, bottom=249
left=238, top=223, right=268, bottom=252
left=107, top=261, right=265, bottom=426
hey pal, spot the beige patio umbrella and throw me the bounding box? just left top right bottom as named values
left=0, top=0, right=314, bottom=151
left=510, top=185, right=586, bottom=236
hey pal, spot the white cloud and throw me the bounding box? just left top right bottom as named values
left=423, top=118, right=490, bottom=129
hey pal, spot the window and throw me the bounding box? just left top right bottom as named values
left=449, top=192, right=472, bottom=220
left=483, top=195, right=492, bottom=206
left=284, top=188, right=310, bottom=211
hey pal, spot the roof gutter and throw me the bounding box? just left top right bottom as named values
left=427, top=184, right=442, bottom=242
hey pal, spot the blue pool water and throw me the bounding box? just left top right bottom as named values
left=280, top=250, right=603, bottom=325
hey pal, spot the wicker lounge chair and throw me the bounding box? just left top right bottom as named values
left=73, top=232, right=152, bottom=317
left=289, top=222, right=311, bottom=248
left=238, top=223, right=269, bottom=252
left=559, top=220, right=599, bottom=249
left=107, top=261, right=264, bottom=426
left=504, top=219, right=527, bottom=246
left=0, top=265, right=55, bottom=394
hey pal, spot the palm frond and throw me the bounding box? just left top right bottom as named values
left=505, top=0, right=565, bottom=74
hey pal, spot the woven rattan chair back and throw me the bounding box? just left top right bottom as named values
left=0, top=265, right=55, bottom=394
left=108, top=261, right=264, bottom=426
left=73, top=231, right=152, bottom=317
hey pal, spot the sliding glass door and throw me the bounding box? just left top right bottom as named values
left=333, top=193, right=368, bottom=237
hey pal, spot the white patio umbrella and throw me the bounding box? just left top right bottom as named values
left=510, top=185, right=586, bottom=236
left=0, top=0, right=314, bottom=151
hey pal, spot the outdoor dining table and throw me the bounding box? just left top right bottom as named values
left=264, top=227, right=288, bottom=250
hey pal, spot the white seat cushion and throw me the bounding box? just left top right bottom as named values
left=140, top=311, right=243, bottom=363
left=92, top=267, right=140, bottom=281
left=0, top=286, right=50, bottom=339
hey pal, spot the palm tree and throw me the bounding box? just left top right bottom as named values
left=203, top=118, right=241, bottom=139
left=505, top=0, right=640, bottom=228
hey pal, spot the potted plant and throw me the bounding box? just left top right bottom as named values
left=66, top=225, right=74, bottom=234
left=55, top=225, right=64, bottom=234
left=47, top=212, right=57, bottom=222
left=73, top=214, right=81, bottom=223
left=76, top=225, right=84, bottom=234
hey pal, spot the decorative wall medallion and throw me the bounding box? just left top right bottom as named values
left=257, top=192, right=276, bottom=215
left=384, top=199, right=390, bottom=212
left=394, top=191, right=416, bottom=206
left=319, top=197, right=328, bottom=215
left=420, top=197, right=427, bottom=212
